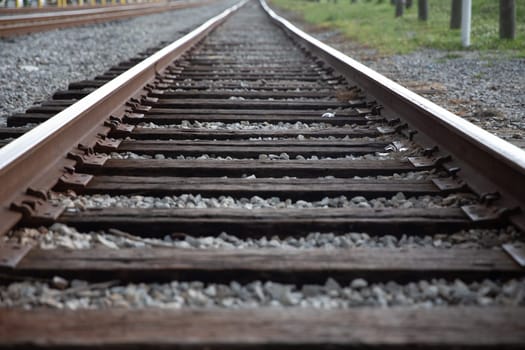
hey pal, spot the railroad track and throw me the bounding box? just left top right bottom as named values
left=0, top=0, right=213, bottom=37
left=0, top=3, right=150, bottom=15
left=0, top=0, right=524, bottom=348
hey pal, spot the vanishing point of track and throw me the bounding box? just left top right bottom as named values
left=0, top=0, right=524, bottom=348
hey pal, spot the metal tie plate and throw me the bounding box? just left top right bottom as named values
left=0, top=243, right=33, bottom=269
left=502, top=243, right=525, bottom=267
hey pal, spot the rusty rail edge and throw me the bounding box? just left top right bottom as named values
left=0, top=3, right=182, bottom=22
left=0, top=0, right=248, bottom=236
left=261, top=0, right=525, bottom=230
left=0, top=4, right=138, bottom=15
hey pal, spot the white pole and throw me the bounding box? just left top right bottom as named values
left=461, top=0, right=471, bottom=47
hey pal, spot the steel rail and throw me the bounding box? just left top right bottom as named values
left=261, top=0, right=525, bottom=230
left=0, top=0, right=215, bottom=36
left=0, top=0, right=247, bottom=236
left=0, top=3, right=181, bottom=23
left=0, top=3, right=132, bottom=15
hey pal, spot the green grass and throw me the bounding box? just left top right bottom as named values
left=269, top=0, right=525, bottom=55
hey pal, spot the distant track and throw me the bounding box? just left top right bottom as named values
left=0, top=3, right=137, bottom=15
left=0, top=0, right=214, bottom=36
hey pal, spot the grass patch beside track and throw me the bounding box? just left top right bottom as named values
left=269, top=0, right=525, bottom=56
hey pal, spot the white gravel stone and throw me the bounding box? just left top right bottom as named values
left=5, top=225, right=522, bottom=251
left=49, top=191, right=478, bottom=212
left=1, top=278, right=523, bottom=309
left=138, top=121, right=343, bottom=130
left=107, top=150, right=420, bottom=161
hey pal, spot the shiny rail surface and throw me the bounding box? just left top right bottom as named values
left=0, top=0, right=246, bottom=239
left=0, top=0, right=523, bottom=348
left=262, top=0, right=525, bottom=231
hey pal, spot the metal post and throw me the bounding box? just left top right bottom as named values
left=395, top=0, right=404, bottom=17
left=450, top=0, right=462, bottom=29
left=500, top=0, right=516, bottom=39
left=418, top=0, right=428, bottom=21
left=461, top=0, right=471, bottom=47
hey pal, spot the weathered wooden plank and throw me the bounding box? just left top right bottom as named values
left=1, top=307, right=524, bottom=348
left=6, top=113, right=52, bottom=127
left=79, top=158, right=419, bottom=177
left=75, top=176, right=443, bottom=198
left=109, top=141, right=386, bottom=157
left=146, top=108, right=358, bottom=116
left=174, top=71, right=324, bottom=78
left=175, top=74, right=323, bottom=81
left=175, top=68, right=320, bottom=73
left=12, top=247, right=521, bottom=283
left=56, top=207, right=473, bottom=236
left=175, top=63, right=318, bottom=70
left=40, top=100, right=77, bottom=107
left=186, top=58, right=313, bottom=64
left=134, top=114, right=371, bottom=125
left=116, top=139, right=387, bottom=147
left=188, top=52, right=309, bottom=56
left=176, top=58, right=311, bottom=63
left=175, top=66, right=320, bottom=72
left=176, top=71, right=322, bottom=77
left=156, top=82, right=331, bottom=90
left=149, top=99, right=348, bottom=110
left=118, top=127, right=380, bottom=140
left=68, top=79, right=105, bottom=89
left=165, top=79, right=327, bottom=89
left=0, top=127, right=28, bottom=138
left=52, top=89, right=95, bottom=100
left=8, top=113, right=370, bottom=128
left=190, top=54, right=308, bottom=58
left=24, top=106, right=65, bottom=114
left=154, top=89, right=335, bottom=99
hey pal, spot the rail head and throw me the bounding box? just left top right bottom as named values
left=261, top=0, right=525, bottom=230
left=0, top=0, right=248, bottom=236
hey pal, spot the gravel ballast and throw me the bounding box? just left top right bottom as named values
left=367, top=50, right=525, bottom=142
left=5, top=224, right=522, bottom=250
left=50, top=192, right=478, bottom=211
left=1, top=277, right=523, bottom=310
left=270, top=8, right=525, bottom=145
left=0, top=0, right=238, bottom=126
left=137, top=121, right=342, bottom=130
left=107, top=150, right=418, bottom=161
